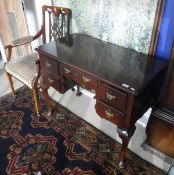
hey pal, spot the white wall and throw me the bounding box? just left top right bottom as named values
left=23, top=0, right=52, bottom=49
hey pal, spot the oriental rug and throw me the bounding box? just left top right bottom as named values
left=0, top=86, right=166, bottom=175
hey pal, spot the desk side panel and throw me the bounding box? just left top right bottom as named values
left=130, top=69, right=166, bottom=128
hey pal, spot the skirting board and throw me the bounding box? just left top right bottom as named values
left=142, top=141, right=174, bottom=165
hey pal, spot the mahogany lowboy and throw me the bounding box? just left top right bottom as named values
left=36, top=34, right=167, bottom=168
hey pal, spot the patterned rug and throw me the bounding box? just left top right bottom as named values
left=0, top=86, right=166, bottom=175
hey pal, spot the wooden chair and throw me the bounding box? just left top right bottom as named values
left=4, top=5, right=72, bottom=115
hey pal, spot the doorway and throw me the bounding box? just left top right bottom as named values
left=0, top=0, right=32, bottom=61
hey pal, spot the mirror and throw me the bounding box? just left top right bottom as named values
left=53, top=0, right=165, bottom=55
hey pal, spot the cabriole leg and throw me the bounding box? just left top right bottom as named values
left=117, top=126, right=136, bottom=168
left=41, top=86, right=52, bottom=116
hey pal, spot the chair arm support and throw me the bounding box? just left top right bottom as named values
left=35, top=59, right=41, bottom=76
left=35, top=59, right=40, bottom=64
left=5, top=45, right=13, bottom=61
left=32, top=59, right=41, bottom=86
left=33, top=26, right=45, bottom=41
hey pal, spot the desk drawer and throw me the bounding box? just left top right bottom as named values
left=96, top=101, right=124, bottom=127
left=61, top=63, right=73, bottom=79
left=97, top=82, right=127, bottom=111
left=40, top=56, right=59, bottom=75
left=73, top=70, right=97, bottom=91
left=42, top=72, right=61, bottom=91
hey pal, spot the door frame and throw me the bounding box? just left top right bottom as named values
left=0, top=36, right=7, bottom=69
left=0, top=0, right=32, bottom=59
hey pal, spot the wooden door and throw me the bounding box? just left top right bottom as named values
left=0, top=0, right=32, bottom=58
left=164, top=70, right=174, bottom=111
left=146, top=41, right=174, bottom=159
left=162, top=41, right=174, bottom=112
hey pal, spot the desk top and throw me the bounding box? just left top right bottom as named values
left=36, top=33, right=167, bottom=94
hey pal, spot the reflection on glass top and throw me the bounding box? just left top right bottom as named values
left=37, top=34, right=167, bottom=93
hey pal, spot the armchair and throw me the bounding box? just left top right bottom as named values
left=4, top=5, right=72, bottom=115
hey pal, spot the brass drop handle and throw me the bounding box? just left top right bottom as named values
left=82, top=76, right=90, bottom=82
left=106, top=92, right=115, bottom=100
left=46, top=62, right=51, bottom=68
left=64, top=67, right=71, bottom=74
left=105, top=110, right=114, bottom=118
left=48, top=78, right=53, bottom=83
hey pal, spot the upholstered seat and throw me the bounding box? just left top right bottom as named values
left=5, top=52, right=38, bottom=88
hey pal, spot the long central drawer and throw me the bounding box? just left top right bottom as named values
left=73, top=69, right=97, bottom=91
left=61, top=63, right=97, bottom=92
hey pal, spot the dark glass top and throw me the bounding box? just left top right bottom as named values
left=36, top=33, right=167, bottom=94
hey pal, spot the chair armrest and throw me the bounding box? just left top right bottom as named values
left=11, top=26, right=44, bottom=46
left=5, top=36, right=34, bottom=61
left=5, top=26, right=44, bottom=61
left=12, top=36, right=34, bottom=46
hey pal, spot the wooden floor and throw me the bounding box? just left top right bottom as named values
left=147, top=116, right=174, bottom=158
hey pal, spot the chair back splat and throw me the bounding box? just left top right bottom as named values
left=41, top=5, right=71, bottom=43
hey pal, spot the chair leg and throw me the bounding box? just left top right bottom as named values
left=32, top=86, right=40, bottom=116
left=6, top=72, right=15, bottom=96
left=41, top=86, right=52, bottom=116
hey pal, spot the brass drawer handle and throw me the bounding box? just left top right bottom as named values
left=91, top=89, right=96, bottom=93
left=106, top=92, right=115, bottom=100
left=64, top=67, right=71, bottom=74
left=46, top=61, right=52, bottom=68
left=82, top=76, right=91, bottom=83
left=48, top=77, right=53, bottom=83
left=105, top=110, right=114, bottom=118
